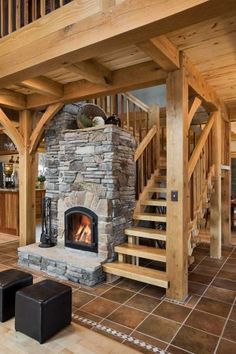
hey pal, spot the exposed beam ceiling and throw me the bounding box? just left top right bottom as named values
left=0, top=89, right=26, bottom=110
left=66, top=60, right=112, bottom=86
left=20, top=76, right=63, bottom=97
left=0, top=0, right=234, bottom=88
left=137, top=36, right=180, bottom=72
left=27, top=61, right=167, bottom=109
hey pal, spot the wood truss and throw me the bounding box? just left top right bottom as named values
left=0, top=0, right=233, bottom=301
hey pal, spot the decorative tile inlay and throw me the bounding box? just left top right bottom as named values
left=72, top=313, right=168, bottom=353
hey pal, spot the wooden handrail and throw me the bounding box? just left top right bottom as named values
left=135, top=125, right=157, bottom=161
left=123, top=93, right=150, bottom=113
left=188, top=112, right=216, bottom=181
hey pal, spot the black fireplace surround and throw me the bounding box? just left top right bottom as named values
left=64, top=207, right=98, bottom=253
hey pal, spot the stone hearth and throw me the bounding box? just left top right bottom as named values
left=18, top=106, right=136, bottom=285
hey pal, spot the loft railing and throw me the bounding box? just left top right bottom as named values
left=0, top=0, right=73, bottom=38
left=188, top=112, right=216, bottom=251
left=134, top=124, right=159, bottom=200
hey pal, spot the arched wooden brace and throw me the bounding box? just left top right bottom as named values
left=29, top=103, right=64, bottom=154
left=0, top=108, right=24, bottom=154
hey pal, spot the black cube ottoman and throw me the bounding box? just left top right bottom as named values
left=0, top=268, right=33, bottom=322
left=15, top=279, right=72, bottom=344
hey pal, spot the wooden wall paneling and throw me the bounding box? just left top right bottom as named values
left=166, top=55, right=189, bottom=301
left=210, top=111, right=222, bottom=258
left=221, top=118, right=231, bottom=245
left=19, top=110, right=36, bottom=246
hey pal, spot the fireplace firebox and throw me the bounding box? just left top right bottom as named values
left=65, top=207, right=98, bottom=253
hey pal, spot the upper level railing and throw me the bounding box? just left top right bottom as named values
left=0, top=0, right=73, bottom=38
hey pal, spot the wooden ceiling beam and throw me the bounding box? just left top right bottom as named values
left=137, top=35, right=180, bottom=72
left=0, top=0, right=234, bottom=88
left=0, top=89, right=26, bottom=110
left=20, top=76, right=64, bottom=98
left=27, top=61, right=167, bottom=109
left=66, top=60, right=112, bottom=86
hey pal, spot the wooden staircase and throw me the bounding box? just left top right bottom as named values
left=102, top=93, right=216, bottom=295
left=103, top=166, right=169, bottom=289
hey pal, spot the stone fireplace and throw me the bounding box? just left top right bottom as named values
left=18, top=105, right=136, bottom=286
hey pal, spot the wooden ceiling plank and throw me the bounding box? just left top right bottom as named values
left=20, top=76, right=64, bottom=98
left=0, top=0, right=234, bottom=88
left=0, top=89, right=26, bottom=110
left=66, top=60, right=112, bottom=86
left=27, top=61, right=167, bottom=109
left=138, top=35, right=180, bottom=72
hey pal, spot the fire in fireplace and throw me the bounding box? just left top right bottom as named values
left=64, top=207, right=98, bottom=252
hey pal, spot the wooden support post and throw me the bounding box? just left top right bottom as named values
left=210, top=111, right=222, bottom=258
left=19, top=110, right=36, bottom=246
left=221, top=120, right=231, bottom=246
left=166, top=59, right=188, bottom=301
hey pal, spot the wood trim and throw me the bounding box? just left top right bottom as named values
left=135, top=125, right=157, bottom=161
left=0, top=108, right=24, bottom=154
left=20, top=76, right=64, bottom=98
left=29, top=103, right=63, bottom=154
left=187, top=97, right=202, bottom=130
left=188, top=112, right=216, bottom=181
left=138, top=35, right=180, bottom=72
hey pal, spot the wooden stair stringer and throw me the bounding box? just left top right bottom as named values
left=135, top=168, right=162, bottom=215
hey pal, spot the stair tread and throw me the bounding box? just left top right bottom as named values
left=141, top=199, right=167, bottom=206
left=134, top=212, right=166, bottom=222
left=148, top=187, right=167, bottom=193
left=103, top=262, right=168, bottom=288
left=125, top=226, right=166, bottom=240
left=115, top=243, right=166, bottom=262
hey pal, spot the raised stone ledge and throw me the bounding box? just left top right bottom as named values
left=18, top=243, right=106, bottom=286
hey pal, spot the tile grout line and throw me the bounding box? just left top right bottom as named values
left=213, top=296, right=236, bottom=353
left=166, top=246, right=235, bottom=352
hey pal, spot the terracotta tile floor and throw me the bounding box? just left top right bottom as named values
left=0, top=241, right=236, bottom=354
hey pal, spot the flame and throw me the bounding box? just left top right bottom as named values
left=73, top=215, right=92, bottom=244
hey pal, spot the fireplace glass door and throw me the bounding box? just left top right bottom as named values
left=65, top=207, right=98, bottom=252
